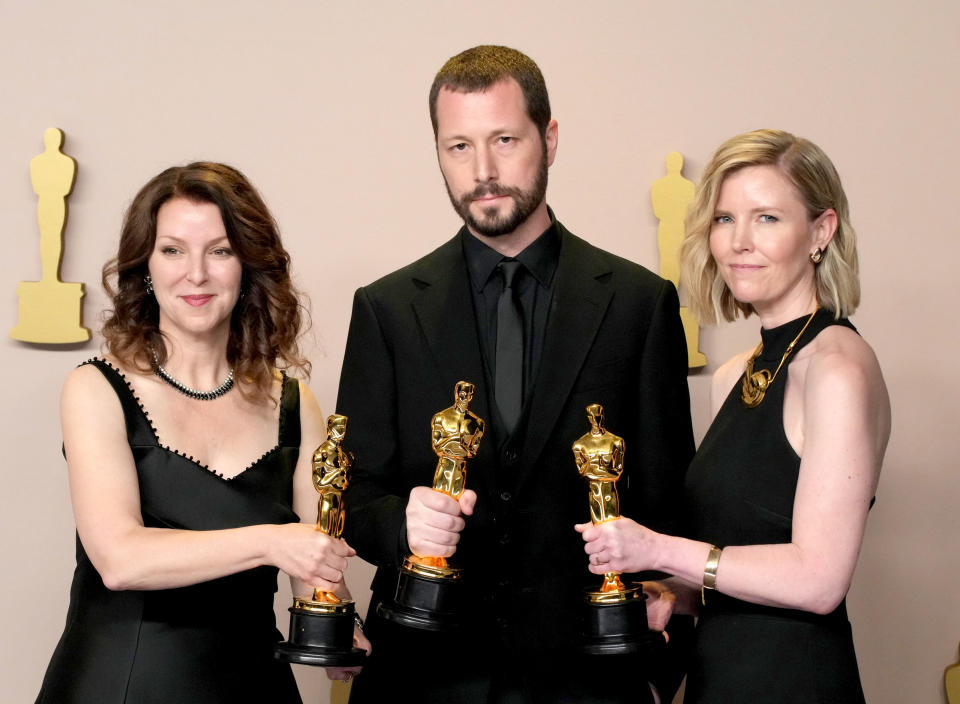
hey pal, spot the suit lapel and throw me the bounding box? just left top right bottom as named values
left=517, top=228, right=613, bottom=491
left=409, top=235, right=492, bottom=426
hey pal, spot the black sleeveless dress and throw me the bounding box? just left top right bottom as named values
left=683, top=310, right=866, bottom=704
left=36, top=359, right=304, bottom=704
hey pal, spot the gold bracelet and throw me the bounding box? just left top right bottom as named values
left=700, top=545, right=723, bottom=605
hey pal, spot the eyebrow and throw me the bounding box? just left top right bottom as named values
left=154, top=234, right=231, bottom=245
left=439, top=126, right=517, bottom=142
left=713, top=205, right=786, bottom=214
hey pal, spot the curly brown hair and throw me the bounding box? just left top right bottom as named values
left=101, top=162, right=310, bottom=402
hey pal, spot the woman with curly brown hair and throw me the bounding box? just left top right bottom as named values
left=37, top=162, right=368, bottom=703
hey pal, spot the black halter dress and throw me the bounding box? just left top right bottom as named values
left=36, top=359, right=303, bottom=704
left=683, top=310, right=866, bottom=704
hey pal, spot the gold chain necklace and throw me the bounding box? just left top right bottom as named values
left=741, top=308, right=819, bottom=408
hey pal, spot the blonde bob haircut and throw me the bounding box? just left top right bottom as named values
left=680, top=129, right=859, bottom=324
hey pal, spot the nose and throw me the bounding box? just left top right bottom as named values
left=473, top=144, right=498, bottom=183
left=185, top=253, right=208, bottom=285
left=731, top=220, right=753, bottom=252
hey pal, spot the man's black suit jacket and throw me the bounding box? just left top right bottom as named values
left=338, top=222, right=695, bottom=698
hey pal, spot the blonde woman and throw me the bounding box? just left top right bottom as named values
left=578, top=130, right=890, bottom=702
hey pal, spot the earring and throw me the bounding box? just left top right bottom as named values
left=144, top=274, right=154, bottom=294
left=810, top=247, right=823, bottom=264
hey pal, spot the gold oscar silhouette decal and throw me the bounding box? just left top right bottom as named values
left=10, top=127, right=89, bottom=343
left=947, top=641, right=960, bottom=704
left=651, top=151, right=705, bottom=368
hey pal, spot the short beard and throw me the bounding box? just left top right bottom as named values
left=445, top=147, right=549, bottom=238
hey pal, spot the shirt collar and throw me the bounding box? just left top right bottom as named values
left=461, top=212, right=561, bottom=291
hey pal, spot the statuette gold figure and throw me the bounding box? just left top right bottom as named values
left=379, top=381, right=487, bottom=630
left=409, top=381, right=485, bottom=572
left=573, top=404, right=630, bottom=596
left=274, top=413, right=366, bottom=667
left=431, top=380, right=485, bottom=498
left=309, top=413, right=353, bottom=603
left=573, top=404, right=645, bottom=655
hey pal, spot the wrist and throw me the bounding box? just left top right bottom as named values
left=700, top=544, right=723, bottom=605
left=255, top=523, right=281, bottom=569
left=645, top=527, right=669, bottom=573
left=397, top=516, right=411, bottom=563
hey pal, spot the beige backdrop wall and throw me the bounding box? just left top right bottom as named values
left=2, top=1, right=957, bottom=702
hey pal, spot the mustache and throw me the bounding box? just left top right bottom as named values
left=463, top=183, right=523, bottom=202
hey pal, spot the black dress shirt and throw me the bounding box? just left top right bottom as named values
left=461, top=219, right=560, bottom=428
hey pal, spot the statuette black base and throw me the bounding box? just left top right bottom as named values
left=274, top=600, right=366, bottom=667
left=581, top=587, right=650, bottom=655
left=377, top=563, right=465, bottom=631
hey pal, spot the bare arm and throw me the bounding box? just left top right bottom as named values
left=580, top=332, right=890, bottom=614
left=65, top=366, right=350, bottom=592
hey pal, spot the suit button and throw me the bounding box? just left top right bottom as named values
left=499, top=534, right=510, bottom=545
left=500, top=491, right=512, bottom=502
left=503, top=450, right=519, bottom=466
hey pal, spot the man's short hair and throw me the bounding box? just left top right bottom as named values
left=429, top=45, right=551, bottom=138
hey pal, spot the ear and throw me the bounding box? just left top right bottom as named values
left=544, top=119, right=559, bottom=167
left=812, top=208, right=838, bottom=251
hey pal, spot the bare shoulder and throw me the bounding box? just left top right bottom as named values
left=794, top=324, right=892, bottom=467
left=710, top=348, right=754, bottom=415
left=296, top=380, right=326, bottom=443
left=61, top=360, right=128, bottom=445
left=297, top=380, right=324, bottom=420
left=800, top=326, right=890, bottom=433
left=62, top=361, right=120, bottom=408
left=802, top=325, right=886, bottom=389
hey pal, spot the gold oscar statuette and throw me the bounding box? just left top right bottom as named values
left=274, top=414, right=366, bottom=667
left=573, top=404, right=647, bottom=654
left=405, top=380, right=486, bottom=577
left=378, top=381, right=486, bottom=630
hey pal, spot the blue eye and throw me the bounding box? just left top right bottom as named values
left=759, top=214, right=778, bottom=223
left=713, top=215, right=733, bottom=224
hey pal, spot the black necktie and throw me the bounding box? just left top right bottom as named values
left=496, top=261, right=524, bottom=433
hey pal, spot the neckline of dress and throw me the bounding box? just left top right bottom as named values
left=88, top=357, right=284, bottom=482
left=756, top=309, right=832, bottom=365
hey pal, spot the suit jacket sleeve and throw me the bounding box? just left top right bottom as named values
left=634, top=279, right=697, bottom=700
left=632, top=277, right=695, bottom=536
left=337, top=286, right=409, bottom=569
